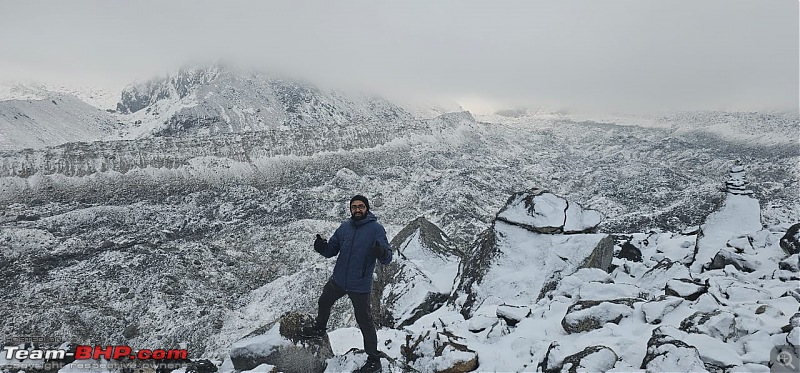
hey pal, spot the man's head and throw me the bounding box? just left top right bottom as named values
left=349, top=195, right=370, bottom=220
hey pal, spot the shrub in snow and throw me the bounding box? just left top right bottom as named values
left=400, top=329, right=478, bottom=373
left=229, top=312, right=333, bottom=373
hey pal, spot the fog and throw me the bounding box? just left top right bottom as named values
left=0, top=0, right=796, bottom=114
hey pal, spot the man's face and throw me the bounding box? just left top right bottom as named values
left=350, top=202, right=368, bottom=220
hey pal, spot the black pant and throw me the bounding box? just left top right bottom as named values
left=314, top=279, right=378, bottom=358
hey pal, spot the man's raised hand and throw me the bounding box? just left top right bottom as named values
left=314, top=234, right=327, bottom=254
left=371, top=242, right=387, bottom=260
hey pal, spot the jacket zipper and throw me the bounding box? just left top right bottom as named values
left=344, top=224, right=359, bottom=288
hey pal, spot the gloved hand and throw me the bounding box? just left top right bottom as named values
left=314, top=234, right=327, bottom=254
left=371, top=242, right=387, bottom=260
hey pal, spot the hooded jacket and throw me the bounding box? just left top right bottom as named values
left=319, top=212, right=392, bottom=293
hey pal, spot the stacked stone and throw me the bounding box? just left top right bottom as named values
left=725, top=161, right=753, bottom=195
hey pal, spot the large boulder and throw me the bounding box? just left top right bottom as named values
left=496, top=189, right=603, bottom=234
left=451, top=190, right=611, bottom=319
left=228, top=312, right=333, bottom=373
left=637, top=258, right=691, bottom=294
left=451, top=218, right=613, bottom=318
left=690, top=193, right=761, bottom=273
left=640, top=326, right=707, bottom=372
left=373, top=216, right=461, bottom=327
left=561, top=298, right=638, bottom=334
left=706, top=248, right=757, bottom=272
left=561, top=345, right=619, bottom=373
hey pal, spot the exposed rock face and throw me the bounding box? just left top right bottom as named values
left=373, top=216, right=460, bottom=327
left=229, top=312, right=333, bottom=373
left=615, top=237, right=643, bottom=262
left=779, top=254, right=799, bottom=272
left=117, top=66, right=218, bottom=114
left=780, top=223, right=800, bottom=256
left=496, top=189, right=603, bottom=234
left=787, top=313, right=800, bottom=354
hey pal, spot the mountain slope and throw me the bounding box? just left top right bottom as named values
left=0, top=91, right=117, bottom=150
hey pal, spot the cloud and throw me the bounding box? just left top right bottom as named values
left=0, top=0, right=796, bottom=113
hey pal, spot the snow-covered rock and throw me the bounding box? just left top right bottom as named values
left=375, top=216, right=460, bottom=327
left=707, top=248, right=757, bottom=272
left=641, top=296, right=684, bottom=324
left=679, top=310, right=737, bottom=342
left=640, top=326, right=707, bottom=372
left=637, top=259, right=691, bottom=294
left=779, top=254, right=799, bottom=272
left=496, top=304, right=531, bottom=326
left=496, top=189, right=603, bottom=234
left=228, top=312, right=332, bottom=373
left=561, top=345, right=619, bottom=373
left=561, top=298, right=638, bottom=334
left=664, top=278, right=708, bottom=301
left=452, top=217, right=613, bottom=318
left=0, top=91, right=118, bottom=150
left=691, top=193, right=762, bottom=273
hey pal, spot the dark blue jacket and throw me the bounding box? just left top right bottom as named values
left=319, top=212, right=392, bottom=293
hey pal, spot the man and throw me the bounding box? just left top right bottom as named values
left=302, top=195, right=392, bottom=373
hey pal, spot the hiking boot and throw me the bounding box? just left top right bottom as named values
left=299, top=326, right=326, bottom=339
left=354, top=356, right=382, bottom=373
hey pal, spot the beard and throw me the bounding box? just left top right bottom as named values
left=351, top=211, right=367, bottom=220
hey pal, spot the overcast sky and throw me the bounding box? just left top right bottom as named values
left=0, top=0, right=796, bottom=113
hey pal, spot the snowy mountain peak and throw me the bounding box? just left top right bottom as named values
left=114, top=64, right=415, bottom=138
left=116, top=64, right=223, bottom=114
